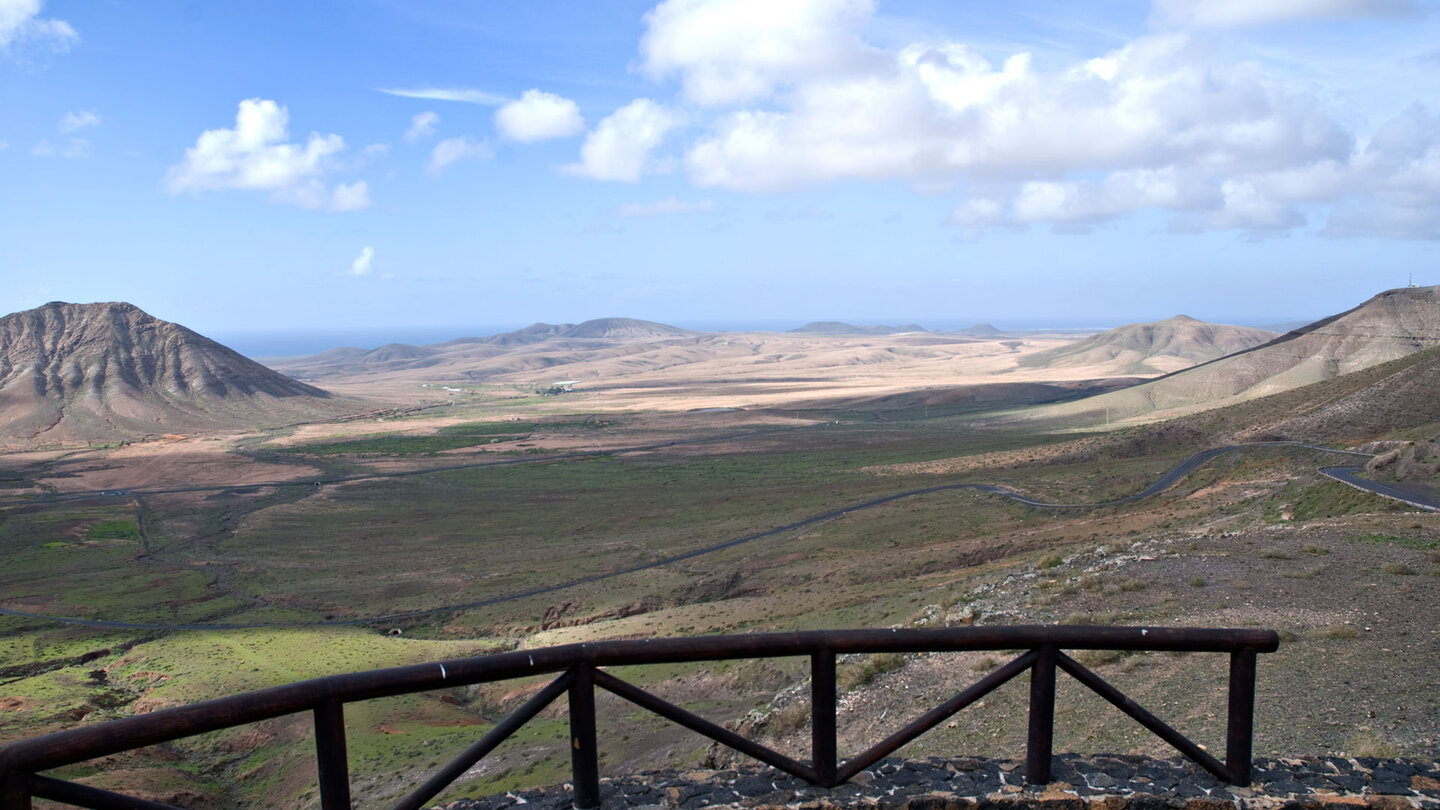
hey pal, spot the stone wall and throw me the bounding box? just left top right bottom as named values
left=438, top=755, right=1440, bottom=810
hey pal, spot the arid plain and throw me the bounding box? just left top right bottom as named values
left=1, top=299, right=1437, bottom=809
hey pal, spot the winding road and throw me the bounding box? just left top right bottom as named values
left=0, top=440, right=1429, bottom=633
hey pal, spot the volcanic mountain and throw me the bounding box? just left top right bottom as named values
left=0, top=302, right=357, bottom=442
left=1028, top=286, right=1440, bottom=426
left=1016, top=315, right=1277, bottom=376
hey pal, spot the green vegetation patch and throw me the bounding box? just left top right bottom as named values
left=1266, top=479, right=1408, bottom=522
left=85, top=520, right=141, bottom=542
left=1347, top=533, right=1439, bottom=550
left=436, top=421, right=535, bottom=437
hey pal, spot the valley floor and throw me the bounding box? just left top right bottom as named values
left=1, top=383, right=1437, bottom=809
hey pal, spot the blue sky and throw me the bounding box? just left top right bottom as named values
left=4, top=0, right=1440, bottom=346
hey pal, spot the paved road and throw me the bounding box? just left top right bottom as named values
left=1320, top=465, right=1440, bottom=512
left=1, top=441, right=1428, bottom=633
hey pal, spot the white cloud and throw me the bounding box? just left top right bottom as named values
left=165, top=98, right=368, bottom=211
left=495, top=90, right=584, bottom=142
left=620, top=1, right=1440, bottom=239
left=428, top=136, right=491, bottom=174
left=0, top=0, right=76, bottom=55
left=31, top=136, right=87, bottom=158
left=611, top=197, right=716, bottom=218
left=659, top=14, right=1440, bottom=239
left=564, top=99, right=681, bottom=182
left=1314, top=105, right=1440, bottom=239
left=377, top=87, right=507, bottom=105
left=358, top=143, right=390, bottom=163
left=59, top=109, right=99, bottom=133
left=640, top=0, right=876, bottom=105
left=330, top=181, right=371, bottom=211
left=348, top=246, right=374, bottom=276
left=403, top=111, right=439, bottom=143
left=1151, top=0, right=1418, bottom=28
left=686, top=34, right=1353, bottom=194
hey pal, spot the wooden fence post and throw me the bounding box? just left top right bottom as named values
left=1226, top=648, right=1257, bottom=786
left=812, top=650, right=838, bottom=787
left=314, top=698, right=352, bottom=810
left=1026, top=644, right=1057, bottom=785
left=0, top=771, right=31, bottom=810
left=570, top=665, right=600, bottom=808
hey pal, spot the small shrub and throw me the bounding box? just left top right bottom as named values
left=1114, top=577, right=1147, bottom=592
left=1301, top=544, right=1330, bottom=556
left=1312, top=625, right=1357, bottom=640
left=1189, top=576, right=1207, bottom=587
left=1346, top=730, right=1400, bottom=758
left=1120, top=655, right=1149, bottom=672
left=970, top=655, right=997, bottom=673
left=1427, top=550, right=1440, bottom=564
left=1071, top=649, right=1123, bottom=668
left=1038, top=554, right=1064, bottom=569
left=1282, top=566, right=1325, bottom=580
left=838, top=653, right=906, bottom=691
left=1382, top=562, right=1416, bottom=576
left=1259, top=548, right=1292, bottom=559
left=767, top=702, right=811, bottom=734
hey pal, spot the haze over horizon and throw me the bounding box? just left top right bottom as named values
left=4, top=0, right=1439, bottom=339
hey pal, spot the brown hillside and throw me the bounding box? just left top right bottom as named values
left=1015, top=315, right=1276, bottom=375
left=1028, top=286, right=1440, bottom=426
left=0, top=301, right=359, bottom=443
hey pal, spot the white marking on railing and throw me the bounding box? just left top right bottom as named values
left=440, top=664, right=447, bottom=679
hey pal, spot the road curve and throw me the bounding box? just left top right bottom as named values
left=1320, top=466, right=1440, bottom=513
left=2, top=441, right=1428, bottom=633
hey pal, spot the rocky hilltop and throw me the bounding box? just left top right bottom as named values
left=0, top=301, right=355, bottom=442
left=1017, top=315, right=1277, bottom=375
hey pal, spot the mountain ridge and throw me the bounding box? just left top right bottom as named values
left=1027, top=286, right=1440, bottom=426
left=1015, top=315, right=1277, bottom=376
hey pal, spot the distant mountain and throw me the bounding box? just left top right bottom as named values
left=0, top=302, right=356, bottom=442
left=1030, top=286, right=1440, bottom=425
left=471, top=322, right=572, bottom=347
left=561, top=318, right=695, bottom=340
left=272, top=317, right=700, bottom=379
left=790, top=321, right=927, bottom=335
left=1017, top=315, right=1277, bottom=375
left=956, top=323, right=1001, bottom=337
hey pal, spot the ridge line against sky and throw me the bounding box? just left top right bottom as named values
left=2, top=0, right=1438, bottom=336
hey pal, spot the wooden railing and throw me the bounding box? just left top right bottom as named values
left=0, top=625, right=1279, bottom=810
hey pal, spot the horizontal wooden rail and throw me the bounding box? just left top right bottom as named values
left=0, top=625, right=1278, bottom=810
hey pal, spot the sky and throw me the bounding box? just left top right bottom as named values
left=3, top=0, right=1440, bottom=348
